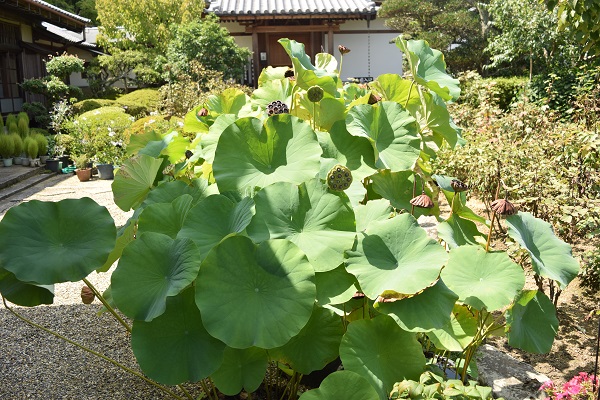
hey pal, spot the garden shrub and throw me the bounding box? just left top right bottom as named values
left=580, top=250, right=600, bottom=291
left=30, top=128, right=49, bottom=136
left=22, top=102, right=50, bottom=128
left=72, top=99, right=117, bottom=115
left=124, top=115, right=183, bottom=137
left=116, top=88, right=160, bottom=115
left=457, top=72, right=527, bottom=111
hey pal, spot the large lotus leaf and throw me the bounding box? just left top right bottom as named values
left=354, top=199, right=393, bottom=232
left=257, top=66, right=291, bottom=85
left=112, top=154, right=164, bottom=211
left=346, top=102, right=420, bottom=172
left=142, top=178, right=217, bottom=209
left=340, top=315, right=425, bottom=400
left=315, top=265, right=358, bottom=307
left=135, top=131, right=188, bottom=163
left=315, top=52, right=338, bottom=72
left=375, top=279, right=458, bottom=333
left=270, top=305, right=344, bottom=374
left=505, top=290, right=558, bottom=354
left=371, top=74, right=421, bottom=109
left=252, top=78, right=294, bottom=111
left=432, top=174, right=487, bottom=225
left=200, top=114, right=237, bottom=164
left=206, top=88, right=249, bottom=116
left=506, top=212, right=580, bottom=288
left=278, top=38, right=338, bottom=96
left=247, top=179, right=356, bottom=272
left=427, top=304, right=478, bottom=351
left=131, top=287, right=225, bottom=385
left=0, top=198, right=115, bottom=284
left=212, top=114, right=321, bottom=192
left=178, top=194, right=255, bottom=261
left=196, top=237, right=315, bottom=349
left=416, top=92, right=461, bottom=148
left=0, top=268, right=54, bottom=307
left=296, top=93, right=346, bottom=131
left=299, top=370, right=379, bottom=400
left=395, top=38, right=460, bottom=102
left=137, top=195, right=193, bottom=239
left=345, top=214, right=447, bottom=299
left=127, top=130, right=162, bottom=156
left=441, top=246, right=525, bottom=311
left=97, top=221, right=136, bottom=273
left=371, top=170, right=436, bottom=218
left=211, top=347, right=268, bottom=396
left=112, top=233, right=201, bottom=321
left=183, top=105, right=210, bottom=134
left=437, top=214, right=486, bottom=249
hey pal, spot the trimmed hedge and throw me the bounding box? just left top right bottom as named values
left=116, top=88, right=160, bottom=117
left=72, top=99, right=117, bottom=115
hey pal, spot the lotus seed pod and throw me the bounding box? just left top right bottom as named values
left=327, top=164, right=352, bottom=191
left=266, top=100, right=289, bottom=116
left=185, top=150, right=193, bottom=159
left=307, top=85, right=324, bottom=102
left=81, top=286, right=95, bottom=304
left=410, top=192, right=434, bottom=209
left=450, top=179, right=468, bottom=192
left=490, top=198, right=517, bottom=216
left=284, top=69, right=294, bottom=78
left=338, top=45, right=351, bottom=55
left=368, top=93, right=382, bottom=104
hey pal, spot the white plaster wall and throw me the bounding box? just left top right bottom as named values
left=20, top=24, right=33, bottom=43
left=333, top=32, right=402, bottom=80
left=66, top=47, right=94, bottom=87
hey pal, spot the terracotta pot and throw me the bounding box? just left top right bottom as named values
left=75, top=168, right=92, bottom=182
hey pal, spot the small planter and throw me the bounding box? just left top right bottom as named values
left=75, top=168, right=92, bottom=182
left=59, top=155, right=72, bottom=166
left=13, top=156, right=23, bottom=165
left=40, top=155, right=49, bottom=165
left=2, top=158, right=13, bottom=167
left=45, top=158, right=60, bottom=173
left=29, top=158, right=41, bottom=167
left=21, top=157, right=30, bottom=166
left=96, top=163, right=115, bottom=180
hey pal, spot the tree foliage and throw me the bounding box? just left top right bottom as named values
left=42, top=0, right=97, bottom=25
left=378, top=0, right=489, bottom=72
left=546, top=0, right=600, bottom=56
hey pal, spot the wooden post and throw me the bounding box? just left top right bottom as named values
left=328, top=24, right=334, bottom=54
left=252, top=29, right=259, bottom=88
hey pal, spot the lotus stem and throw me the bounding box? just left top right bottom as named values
left=178, top=384, right=194, bottom=400
left=83, top=278, right=131, bottom=333
left=405, top=80, right=415, bottom=110
left=209, top=378, right=219, bottom=399
left=199, top=379, right=216, bottom=400
left=411, top=177, right=417, bottom=216
left=1, top=295, right=184, bottom=400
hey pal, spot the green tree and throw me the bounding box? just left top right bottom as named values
left=97, top=50, right=160, bottom=92
left=378, top=0, right=490, bottom=72
left=545, top=0, right=600, bottom=56
left=162, top=14, right=252, bottom=82
left=43, top=0, right=98, bottom=25
left=485, top=0, right=578, bottom=78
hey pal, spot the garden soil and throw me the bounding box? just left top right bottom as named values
left=0, top=175, right=598, bottom=399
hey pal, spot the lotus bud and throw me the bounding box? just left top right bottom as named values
left=338, top=45, right=351, bottom=55
left=81, top=286, right=95, bottom=304
left=490, top=198, right=517, bottom=216
left=450, top=179, right=468, bottom=192
left=410, top=192, right=434, bottom=209
left=307, top=85, right=324, bottom=103
left=327, top=164, right=353, bottom=191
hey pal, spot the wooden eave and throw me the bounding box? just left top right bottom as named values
left=217, top=12, right=374, bottom=23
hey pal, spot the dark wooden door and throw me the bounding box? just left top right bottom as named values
left=267, top=33, right=316, bottom=67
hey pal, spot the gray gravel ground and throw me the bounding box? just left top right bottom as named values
left=0, top=175, right=198, bottom=399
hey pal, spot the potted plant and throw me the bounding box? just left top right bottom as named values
left=33, top=134, right=49, bottom=164
left=11, top=133, right=23, bottom=165
left=0, top=134, right=15, bottom=167
left=73, top=154, right=92, bottom=182
left=23, top=136, right=39, bottom=167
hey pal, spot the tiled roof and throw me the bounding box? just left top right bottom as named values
left=208, top=0, right=377, bottom=16
left=30, top=0, right=91, bottom=23
left=42, top=22, right=95, bottom=47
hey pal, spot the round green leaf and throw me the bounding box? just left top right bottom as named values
left=346, top=102, right=420, bottom=172
left=112, top=233, right=201, bottom=321
left=200, top=114, right=237, bottom=164
left=340, top=315, right=425, bottom=400
left=212, top=114, right=321, bottom=192
left=353, top=199, right=393, bottom=232
left=299, top=370, right=379, bottom=400
left=426, top=304, right=478, bottom=351
left=211, top=347, right=268, bottom=396
left=371, top=170, right=435, bottom=218
left=441, top=246, right=525, bottom=311
left=270, top=305, right=344, bottom=374
left=178, top=194, right=255, bottom=261
left=0, top=198, right=116, bottom=284
left=131, top=287, right=225, bottom=385
left=247, top=179, right=356, bottom=272
left=345, top=214, right=448, bottom=299
left=506, top=290, right=558, bottom=354
left=112, top=154, right=164, bottom=211
left=0, top=268, right=54, bottom=307
left=138, top=194, right=194, bottom=238
left=437, top=214, right=486, bottom=249
left=506, top=212, right=580, bottom=288
left=196, top=237, right=315, bottom=349
left=315, top=264, right=358, bottom=307
left=375, top=279, right=458, bottom=332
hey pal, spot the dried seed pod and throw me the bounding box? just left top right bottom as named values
left=352, top=291, right=365, bottom=299
left=307, top=85, right=324, bottom=102
left=185, top=150, right=193, bottom=159
left=338, top=45, right=351, bottom=55
left=197, top=107, right=208, bottom=117
left=284, top=69, right=294, bottom=78
left=266, top=100, right=289, bottom=116
left=327, top=164, right=353, bottom=191
left=490, top=198, right=517, bottom=216
left=450, top=179, right=468, bottom=192
left=368, top=93, right=382, bottom=104
left=410, top=192, right=434, bottom=209
left=81, top=286, right=95, bottom=304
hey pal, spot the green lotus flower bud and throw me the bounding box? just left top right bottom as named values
left=327, top=164, right=352, bottom=191
left=307, top=85, right=324, bottom=103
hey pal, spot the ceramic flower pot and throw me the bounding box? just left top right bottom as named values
left=13, top=156, right=23, bottom=165
left=96, top=163, right=115, bottom=180
left=2, top=158, right=13, bottom=167
left=21, top=157, right=30, bottom=166
left=45, top=158, right=60, bottom=173
left=75, top=168, right=92, bottom=182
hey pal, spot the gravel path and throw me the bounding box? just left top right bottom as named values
left=0, top=176, right=197, bottom=399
